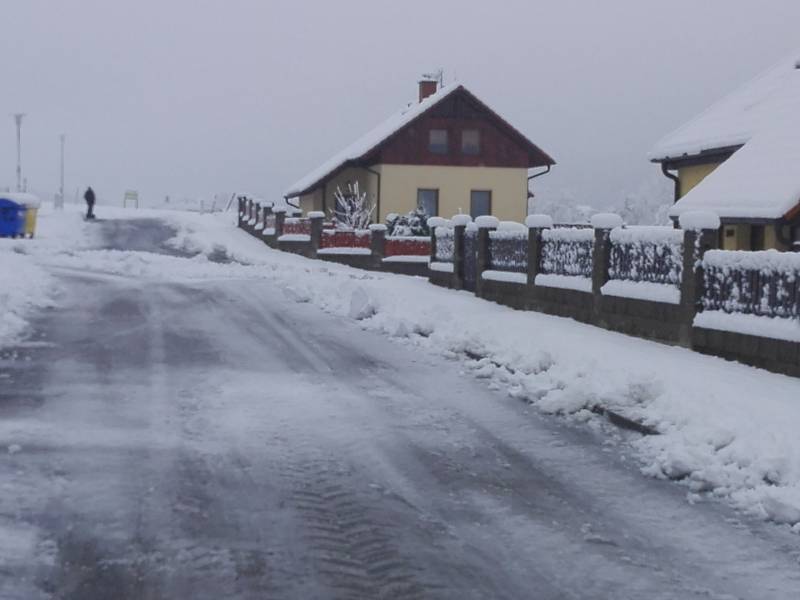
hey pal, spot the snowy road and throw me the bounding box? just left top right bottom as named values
left=2, top=219, right=799, bottom=599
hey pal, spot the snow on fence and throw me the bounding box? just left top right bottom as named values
left=385, top=236, right=430, bottom=257
left=435, top=227, right=454, bottom=262
left=539, top=228, right=594, bottom=277
left=488, top=225, right=527, bottom=273
left=702, top=250, right=800, bottom=319
left=283, top=218, right=311, bottom=236
left=320, top=229, right=370, bottom=250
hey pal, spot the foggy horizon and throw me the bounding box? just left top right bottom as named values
left=2, top=0, right=799, bottom=210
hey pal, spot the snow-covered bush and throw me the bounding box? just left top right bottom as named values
left=331, top=182, right=375, bottom=230
left=386, top=208, right=430, bottom=237
left=539, top=228, right=594, bottom=277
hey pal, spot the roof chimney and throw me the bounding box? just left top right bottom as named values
left=418, top=78, right=438, bottom=103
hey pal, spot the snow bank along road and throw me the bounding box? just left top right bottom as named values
left=1, top=218, right=799, bottom=599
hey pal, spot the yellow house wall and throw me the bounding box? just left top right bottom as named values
left=678, top=163, right=722, bottom=198
left=375, top=164, right=528, bottom=223
left=721, top=224, right=789, bottom=251
left=721, top=224, right=750, bottom=250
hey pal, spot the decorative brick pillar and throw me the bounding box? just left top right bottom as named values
left=591, top=214, right=623, bottom=319
left=369, top=224, right=387, bottom=268
left=525, top=215, right=553, bottom=286
left=679, top=212, right=721, bottom=345
left=237, top=196, right=246, bottom=228
left=475, top=216, right=499, bottom=298
left=309, top=211, right=325, bottom=257
left=261, top=205, right=274, bottom=244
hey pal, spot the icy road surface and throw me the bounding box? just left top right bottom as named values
left=1, top=219, right=799, bottom=599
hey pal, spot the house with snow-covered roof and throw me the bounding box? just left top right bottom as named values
left=284, top=78, right=554, bottom=224
left=650, top=53, right=800, bottom=251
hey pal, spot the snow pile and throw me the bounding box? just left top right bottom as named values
left=451, top=214, right=472, bottom=227
left=601, top=280, right=681, bottom=304
left=590, top=213, right=623, bottom=230
left=0, top=205, right=95, bottom=348
left=695, top=311, right=800, bottom=343
left=704, top=248, right=800, bottom=273
left=151, top=211, right=800, bottom=529
left=678, top=211, right=721, bottom=231
left=610, top=226, right=683, bottom=246
left=534, top=273, right=592, bottom=293
left=525, top=214, right=553, bottom=229
left=482, top=270, right=527, bottom=284
left=475, top=215, right=499, bottom=229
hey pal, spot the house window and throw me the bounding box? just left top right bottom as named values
left=750, top=225, right=765, bottom=251
left=462, top=129, right=480, bottom=155
left=470, top=190, right=492, bottom=218
left=417, top=189, right=439, bottom=217
left=429, top=129, right=448, bottom=154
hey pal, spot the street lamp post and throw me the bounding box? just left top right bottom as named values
left=13, top=113, right=25, bottom=192
left=58, top=134, right=65, bottom=209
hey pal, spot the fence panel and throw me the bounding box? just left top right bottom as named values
left=488, top=230, right=527, bottom=273
left=703, top=250, right=800, bottom=318
left=608, top=227, right=683, bottom=285
left=539, top=228, right=594, bottom=277
left=321, top=229, right=370, bottom=249
left=435, top=228, right=454, bottom=262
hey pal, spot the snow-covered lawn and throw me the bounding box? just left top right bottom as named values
left=7, top=205, right=800, bottom=531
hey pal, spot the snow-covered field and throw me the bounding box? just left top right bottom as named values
left=7, top=205, right=800, bottom=530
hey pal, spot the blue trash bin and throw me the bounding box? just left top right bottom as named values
left=0, top=198, right=25, bottom=238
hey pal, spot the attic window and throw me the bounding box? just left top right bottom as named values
left=462, top=129, right=480, bottom=155
left=429, top=129, right=448, bottom=154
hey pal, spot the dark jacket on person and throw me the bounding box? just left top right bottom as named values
left=84, top=188, right=96, bottom=205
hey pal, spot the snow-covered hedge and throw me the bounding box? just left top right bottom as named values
left=609, top=226, right=683, bottom=287
left=703, top=250, right=800, bottom=319
left=540, top=228, right=594, bottom=278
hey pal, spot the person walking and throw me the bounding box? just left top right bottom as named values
left=84, top=186, right=96, bottom=220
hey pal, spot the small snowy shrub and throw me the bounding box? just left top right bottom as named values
left=331, top=182, right=375, bottom=230
left=386, top=208, right=431, bottom=237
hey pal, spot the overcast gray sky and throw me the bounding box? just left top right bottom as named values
left=2, top=0, right=799, bottom=209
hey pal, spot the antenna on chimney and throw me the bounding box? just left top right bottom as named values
left=422, top=68, right=444, bottom=88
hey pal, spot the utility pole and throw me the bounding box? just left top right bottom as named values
left=13, top=113, right=25, bottom=192
left=58, top=134, right=65, bottom=209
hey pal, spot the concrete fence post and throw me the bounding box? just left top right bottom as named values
left=475, top=216, right=499, bottom=298
left=427, top=216, right=447, bottom=265
left=525, top=215, right=553, bottom=287
left=453, top=224, right=466, bottom=290
left=590, top=214, right=623, bottom=320
left=262, top=205, right=273, bottom=245
left=678, top=212, right=721, bottom=345
left=369, top=224, right=387, bottom=269
left=309, top=212, right=324, bottom=257
left=274, top=209, right=286, bottom=240
left=237, top=197, right=245, bottom=227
